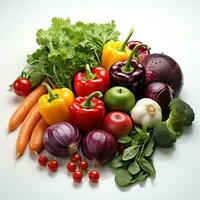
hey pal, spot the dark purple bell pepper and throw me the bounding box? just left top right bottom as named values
left=127, top=41, right=150, bottom=64
left=109, top=44, right=147, bottom=96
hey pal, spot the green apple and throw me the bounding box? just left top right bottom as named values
left=104, top=86, right=135, bottom=113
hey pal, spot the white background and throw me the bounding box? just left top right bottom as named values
left=0, top=0, right=200, bottom=199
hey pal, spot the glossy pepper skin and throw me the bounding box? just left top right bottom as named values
left=109, top=44, right=147, bottom=96
left=39, top=83, right=74, bottom=125
left=101, top=29, right=133, bottom=71
left=127, top=41, right=150, bottom=64
left=69, top=91, right=105, bottom=134
left=74, top=65, right=110, bottom=97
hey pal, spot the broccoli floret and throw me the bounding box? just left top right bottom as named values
left=153, top=122, right=177, bottom=147
left=168, top=98, right=195, bottom=129
left=153, top=98, right=194, bottom=147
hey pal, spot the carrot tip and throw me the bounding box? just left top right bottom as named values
left=33, top=151, right=39, bottom=157
left=7, top=127, right=12, bottom=133
left=16, top=152, right=22, bottom=159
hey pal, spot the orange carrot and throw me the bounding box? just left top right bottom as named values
left=16, top=103, right=41, bottom=158
left=29, top=118, right=49, bottom=154
left=8, top=84, right=47, bottom=132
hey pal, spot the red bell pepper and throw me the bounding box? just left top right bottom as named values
left=69, top=91, right=105, bottom=134
left=73, top=64, right=110, bottom=97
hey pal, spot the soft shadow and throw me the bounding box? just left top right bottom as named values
left=96, top=165, right=112, bottom=180
left=149, top=175, right=156, bottom=187
left=116, top=174, right=156, bottom=191
left=72, top=181, right=83, bottom=188
left=37, top=164, right=46, bottom=172
left=181, top=125, right=194, bottom=140
left=48, top=170, right=58, bottom=176
left=155, top=145, right=176, bottom=161
left=29, top=151, right=38, bottom=161
left=116, top=183, right=133, bottom=192
left=65, top=170, right=72, bottom=178
left=10, top=95, right=23, bottom=104
left=88, top=180, right=100, bottom=188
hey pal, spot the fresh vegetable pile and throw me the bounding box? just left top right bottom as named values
left=8, top=17, right=195, bottom=187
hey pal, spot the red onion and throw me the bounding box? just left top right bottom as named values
left=144, top=53, right=183, bottom=97
left=145, top=82, right=173, bottom=116
left=43, top=122, right=81, bottom=157
left=81, top=130, right=117, bottom=165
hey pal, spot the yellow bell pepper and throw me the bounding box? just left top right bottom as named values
left=101, top=29, right=134, bottom=71
left=39, top=83, right=74, bottom=125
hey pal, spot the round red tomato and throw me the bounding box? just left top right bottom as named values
left=13, top=78, right=32, bottom=96
left=38, top=155, right=48, bottom=167
left=102, top=111, right=133, bottom=137
left=67, top=162, right=77, bottom=173
left=88, top=170, right=100, bottom=183
left=71, top=153, right=82, bottom=162
left=48, top=160, right=59, bottom=172
left=72, top=170, right=83, bottom=183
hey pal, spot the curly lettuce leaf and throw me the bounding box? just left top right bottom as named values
left=26, top=17, right=119, bottom=88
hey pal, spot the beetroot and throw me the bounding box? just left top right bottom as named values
left=144, top=53, right=183, bottom=97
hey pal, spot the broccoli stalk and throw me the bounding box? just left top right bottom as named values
left=153, top=98, right=195, bottom=147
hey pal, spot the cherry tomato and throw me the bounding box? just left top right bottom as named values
left=38, top=155, right=48, bottom=167
left=48, top=159, right=59, bottom=172
left=71, top=153, right=82, bottom=162
left=79, top=161, right=88, bottom=170
left=67, top=162, right=77, bottom=173
left=72, top=170, right=83, bottom=183
left=13, top=78, right=32, bottom=96
left=88, top=170, right=100, bottom=183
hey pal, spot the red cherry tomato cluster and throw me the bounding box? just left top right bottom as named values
left=13, top=78, right=32, bottom=96
left=38, top=153, right=99, bottom=183
left=67, top=153, right=100, bottom=183
left=38, top=154, right=59, bottom=172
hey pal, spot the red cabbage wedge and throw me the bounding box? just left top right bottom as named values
left=144, top=53, right=183, bottom=97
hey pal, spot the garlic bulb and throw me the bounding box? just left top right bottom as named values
left=131, top=98, right=162, bottom=128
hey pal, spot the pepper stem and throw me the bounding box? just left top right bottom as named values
left=121, top=44, right=148, bottom=74
left=84, top=64, right=96, bottom=81
left=42, top=82, right=59, bottom=103
left=119, top=28, right=134, bottom=52
left=81, top=91, right=103, bottom=109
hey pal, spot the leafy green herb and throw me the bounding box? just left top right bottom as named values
left=110, top=128, right=156, bottom=187
left=109, top=155, right=124, bottom=169
left=137, top=157, right=156, bottom=176
left=133, top=171, right=149, bottom=183
left=117, top=135, right=132, bottom=144
left=22, top=17, right=120, bottom=88
left=115, top=169, right=133, bottom=186
left=134, top=126, right=144, bottom=133
left=132, top=131, right=149, bottom=145
left=143, top=138, right=155, bottom=157
left=128, top=161, right=140, bottom=175
left=122, top=146, right=139, bottom=161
